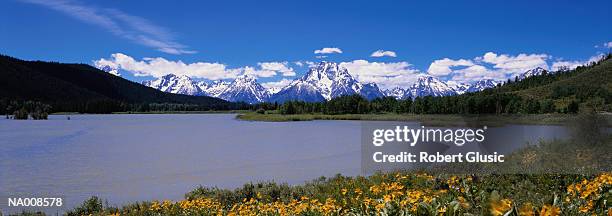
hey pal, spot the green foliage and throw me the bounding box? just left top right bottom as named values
left=255, top=108, right=266, bottom=114
left=65, top=196, right=104, bottom=216
left=6, top=100, right=51, bottom=120
left=13, top=107, right=28, bottom=119
left=6, top=211, right=45, bottom=216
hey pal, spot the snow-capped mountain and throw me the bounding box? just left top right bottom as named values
left=384, top=87, right=409, bottom=100
left=384, top=78, right=499, bottom=99
left=141, top=62, right=514, bottom=103
left=142, top=74, right=269, bottom=104
left=408, top=76, right=456, bottom=98
left=448, top=82, right=470, bottom=95
left=266, top=87, right=282, bottom=95
left=198, top=80, right=230, bottom=97
left=466, top=79, right=498, bottom=93
left=100, top=65, right=120, bottom=76
left=360, top=83, right=385, bottom=100
left=269, top=61, right=384, bottom=102
left=518, top=67, right=547, bottom=80
left=217, top=75, right=269, bottom=104
left=142, top=74, right=203, bottom=96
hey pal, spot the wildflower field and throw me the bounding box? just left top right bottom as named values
left=46, top=172, right=610, bottom=216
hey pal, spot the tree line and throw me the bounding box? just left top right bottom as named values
left=0, top=98, right=253, bottom=115
left=254, top=94, right=575, bottom=115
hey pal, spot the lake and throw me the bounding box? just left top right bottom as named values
left=0, top=114, right=570, bottom=213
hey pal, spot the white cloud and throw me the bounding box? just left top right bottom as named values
left=294, top=61, right=315, bottom=67
left=551, top=54, right=605, bottom=71
left=19, top=0, right=195, bottom=54
left=94, top=54, right=297, bottom=80
left=314, top=47, right=342, bottom=54
left=258, top=62, right=295, bottom=76
left=242, top=66, right=277, bottom=78
left=551, top=60, right=583, bottom=71
left=261, top=78, right=293, bottom=90
left=450, top=65, right=506, bottom=82
left=340, top=60, right=420, bottom=90
left=315, top=55, right=328, bottom=59
left=428, top=52, right=550, bottom=83
left=427, top=58, right=474, bottom=76
left=370, top=50, right=397, bottom=57
left=588, top=54, right=605, bottom=63
left=94, top=53, right=235, bottom=79
left=478, top=52, right=549, bottom=76
left=605, top=42, right=612, bottom=48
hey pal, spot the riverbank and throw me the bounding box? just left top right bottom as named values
left=236, top=112, right=612, bottom=126
left=47, top=110, right=249, bottom=115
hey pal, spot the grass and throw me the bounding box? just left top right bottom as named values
left=31, top=172, right=612, bottom=216
left=110, top=110, right=249, bottom=114
left=236, top=112, right=612, bottom=126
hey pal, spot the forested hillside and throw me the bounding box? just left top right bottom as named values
left=0, top=55, right=245, bottom=114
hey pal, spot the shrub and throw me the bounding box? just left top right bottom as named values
left=255, top=108, right=266, bottom=114
left=65, top=196, right=103, bottom=216
left=13, top=108, right=28, bottom=120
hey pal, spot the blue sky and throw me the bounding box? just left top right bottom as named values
left=2, top=0, right=611, bottom=89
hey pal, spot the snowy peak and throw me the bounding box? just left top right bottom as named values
left=360, top=83, right=385, bottom=100
left=519, top=67, right=547, bottom=80
left=142, top=74, right=270, bottom=103
left=199, top=80, right=230, bottom=97
left=302, top=61, right=351, bottom=82
left=449, top=82, right=470, bottom=95
left=409, top=75, right=456, bottom=97
left=142, top=74, right=203, bottom=96
left=384, top=77, right=499, bottom=99
left=141, top=61, right=505, bottom=104
left=384, top=87, right=408, bottom=100
left=299, top=61, right=360, bottom=100
left=270, top=61, right=381, bottom=102
left=467, top=79, right=498, bottom=93
left=217, top=75, right=269, bottom=104
left=100, top=65, right=120, bottom=76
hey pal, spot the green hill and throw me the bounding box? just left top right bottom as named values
left=515, top=57, right=611, bottom=110
left=0, top=55, right=242, bottom=113
left=482, top=54, right=612, bottom=112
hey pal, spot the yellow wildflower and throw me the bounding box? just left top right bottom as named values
left=539, top=205, right=560, bottom=216
left=518, top=203, right=534, bottom=216
left=490, top=198, right=512, bottom=216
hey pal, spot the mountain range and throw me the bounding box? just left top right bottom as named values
left=141, top=61, right=511, bottom=103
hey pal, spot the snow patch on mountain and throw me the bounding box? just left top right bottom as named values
left=269, top=61, right=384, bottom=102
left=217, top=75, right=269, bottom=104
left=142, top=74, right=203, bottom=96
left=466, top=79, right=498, bottom=93
left=518, top=67, right=547, bottom=80
left=408, top=75, right=456, bottom=98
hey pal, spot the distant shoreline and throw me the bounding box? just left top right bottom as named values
left=40, top=112, right=612, bottom=127
left=236, top=112, right=612, bottom=126
left=47, top=110, right=248, bottom=115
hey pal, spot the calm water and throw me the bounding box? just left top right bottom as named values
left=0, top=114, right=569, bottom=213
